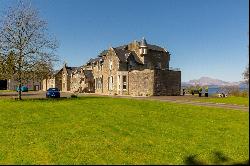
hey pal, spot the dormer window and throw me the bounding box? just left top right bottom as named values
left=156, top=62, right=161, bottom=69
left=140, top=48, right=147, bottom=55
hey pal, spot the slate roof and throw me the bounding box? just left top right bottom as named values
left=86, top=39, right=166, bottom=66
left=115, top=44, right=128, bottom=50
left=87, top=57, right=103, bottom=64
left=116, top=41, right=165, bottom=52
left=129, top=51, right=143, bottom=64
left=66, top=66, right=78, bottom=75
left=137, top=42, right=165, bottom=52
left=84, top=70, right=93, bottom=79
left=53, top=70, right=59, bottom=75
left=113, top=48, right=131, bottom=62
left=147, top=44, right=165, bottom=52
left=112, top=48, right=143, bottom=64
left=99, top=50, right=108, bottom=57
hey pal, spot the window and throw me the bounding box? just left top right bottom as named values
left=98, top=63, right=100, bottom=71
left=108, top=76, right=113, bottom=90
left=118, top=75, right=120, bottom=90
left=111, top=76, right=113, bottom=90
left=166, top=63, right=169, bottom=69
left=108, top=77, right=110, bottom=90
left=157, top=62, right=161, bottom=69
left=95, top=78, right=96, bottom=89
left=140, top=48, right=147, bottom=54
left=100, top=76, right=103, bottom=89
left=96, top=78, right=99, bottom=89
left=129, top=59, right=135, bottom=69
left=97, top=77, right=102, bottom=89
left=109, top=60, right=113, bottom=70
left=122, top=75, right=127, bottom=90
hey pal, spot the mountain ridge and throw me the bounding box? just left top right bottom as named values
left=182, top=77, right=248, bottom=88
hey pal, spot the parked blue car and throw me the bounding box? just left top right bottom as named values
left=46, top=88, right=60, bottom=98
left=16, top=86, right=28, bottom=92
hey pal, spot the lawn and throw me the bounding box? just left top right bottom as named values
left=194, top=96, right=249, bottom=106
left=0, top=97, right=248, bottom=164
left=0, top=90, right=15, bottom=92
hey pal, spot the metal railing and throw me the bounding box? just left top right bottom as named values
left=169, top=67, right=181, bottom=71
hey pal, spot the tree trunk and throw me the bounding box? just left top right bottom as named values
left=18, top=51, right=22, bottom=100
left=18, top=69, right=22, bottom=100
left=18, top=81, right=22, bottom=100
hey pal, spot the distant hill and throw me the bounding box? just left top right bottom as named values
left=182, top=77, right=248, bottom=88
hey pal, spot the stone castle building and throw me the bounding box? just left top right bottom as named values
left=42, top=38, right=181, bottom=96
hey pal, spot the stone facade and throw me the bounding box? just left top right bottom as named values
left=42, top=64, right=72, bottom=91
left=42, top=78, right=55, bottom=91
left=42, top=38, right=181, bottom=96
left=42, top=69, right=62, bottom=91
left=84, top=38, right=181, bottom=96
left=1, top=78, right=42, bottom=91
left=128, top=69, right=154, bottom=96
left=70, top=68, right=94, bottom=93
left=153, top=69, right=181, bottom=96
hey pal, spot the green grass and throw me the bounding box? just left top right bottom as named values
left=0, top=90, right=15, bottom=92
left=0, top=97, right=248, bottom=164
left=194, top=96, right=249, bottom=106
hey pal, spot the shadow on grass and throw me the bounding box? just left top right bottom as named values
left=184, top=151, right=249, bottom=165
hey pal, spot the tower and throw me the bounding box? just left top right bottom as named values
left=139, top=37, right=148, bottom=55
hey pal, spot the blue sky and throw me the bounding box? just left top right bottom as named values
left=0, top=0, right=249, bottom=82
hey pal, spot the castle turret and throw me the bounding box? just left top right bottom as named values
left=139, top=37, right=148, bottom=55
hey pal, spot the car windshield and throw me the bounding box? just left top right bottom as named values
left=48, top=88, right=59, bottom=91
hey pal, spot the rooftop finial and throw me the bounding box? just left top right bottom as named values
left=63, top=61, right=67, bottom=68
left=140, top=37, right=147, bottom=47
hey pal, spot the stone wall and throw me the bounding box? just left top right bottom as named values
left=7, top=79, right=17, bottom=90
left=153, top=69, right=181, bottom=96
left=128, top=69, right=154, bottom=96
left=70, top=71, right=94, bottom=93
left=144, top=50, right=170, bottom=70
left=126, top=69, right=181, bottom=96
left=42, top=78, right=55, bottom=91
left=7, top=78, right=42, bottom=91
left=55, top=71, right=62, bottom=91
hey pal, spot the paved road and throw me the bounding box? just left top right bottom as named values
left=96, top=94, right=249, bottom=112
left=146, top=96, right=249, bottom=111
left=0, top=91, right=248, bottom=111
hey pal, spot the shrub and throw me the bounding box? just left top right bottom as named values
left=219, top=86, right=249, bottom=98
left=198, top=87, right=203, bottom=93
left=71, top=94, right=78, bottom=98
left=205, top=86, right=208, bottom=93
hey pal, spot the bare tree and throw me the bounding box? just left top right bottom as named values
left=243, top=65, right=249, bottom=84
left=0, top=1, right=58, bottom=99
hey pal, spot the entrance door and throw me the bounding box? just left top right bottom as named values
left=0, top=80, right=7, bottom=90
left=35, top=85, right=39, bottom=91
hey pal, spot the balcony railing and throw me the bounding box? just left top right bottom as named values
left=169, top=67, right=181, bottom=71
